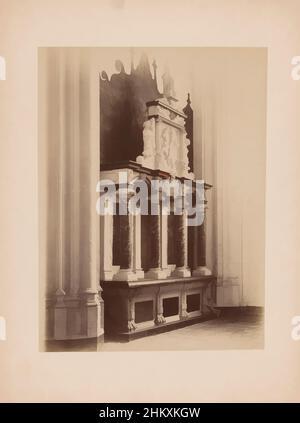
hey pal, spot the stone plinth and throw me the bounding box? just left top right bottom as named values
left=101, top=275, right=217, bottom=342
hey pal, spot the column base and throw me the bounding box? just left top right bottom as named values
left=113, top=269, right=138, bottom=281
left=80, top=289, right=103, bottom=339
left=165, top=265, right=176, bottom=277
left=145, top=268, right=168, bottom=280
left=45, top=333, right=104, bottom=352
left=193, top=266, right=212, bottom=276
left=172, top=267, right=191, bottom=277
left=47, top=291, right=104, bottom=342
left=134, top=269, right=145, bottom=279
left=100, top=266, right=119, bottom=281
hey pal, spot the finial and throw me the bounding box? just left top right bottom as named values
left=152, top=59, right=157, bottom=82
left=183, top=92, right=193, bottom=115
left=136, top=52, right=151, bottom=75
left=100, top=70, right=109, bottom=81
left=162, top=66, right=176, bottom=101
left=130, top=48, right=134, bottom=73
left=115, top=59, right=125, bottom=74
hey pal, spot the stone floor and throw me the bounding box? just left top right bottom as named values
left=46, top=307, right=264, bottom=351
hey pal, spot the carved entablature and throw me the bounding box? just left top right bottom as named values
left=136, top=98, right=194, bottom=179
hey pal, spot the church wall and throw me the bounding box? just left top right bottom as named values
left=191, top=48, right=266, bottom=307
left=39, top=48, right=102, bottom=342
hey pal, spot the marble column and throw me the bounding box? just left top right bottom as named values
left=188, top=224, right=198, bottom=272
left=113, top=213, right=138, bottom=281
left=172, top=211, right=191, bottom=277
left=193, top=211, right=212, bottom=276
left=145, top=212, right=161, bottom=278
left=145, top=203, right=168, bottom=280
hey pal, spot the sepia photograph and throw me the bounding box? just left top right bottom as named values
left=39, top=47, right=266, bottom=351
left=1, top=0, right=300, bottom=408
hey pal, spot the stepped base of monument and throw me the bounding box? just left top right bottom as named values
left=101, top=275, right=217, bottom=342
left=104, top=312, right=217, bottom=342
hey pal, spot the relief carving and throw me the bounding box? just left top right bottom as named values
left=136, top=101, right=194, bottom=179
left=136, top=117, right=155, bottom=169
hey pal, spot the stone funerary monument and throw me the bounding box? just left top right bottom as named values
left=100, top=54, right=217, bottom=341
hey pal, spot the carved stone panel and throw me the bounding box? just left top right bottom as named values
left=136, top=99, right=194, bottom=179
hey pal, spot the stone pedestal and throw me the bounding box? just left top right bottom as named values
left=80, top=288, right=103, bottom=338
left=102, top=275, right=217, bottom=342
